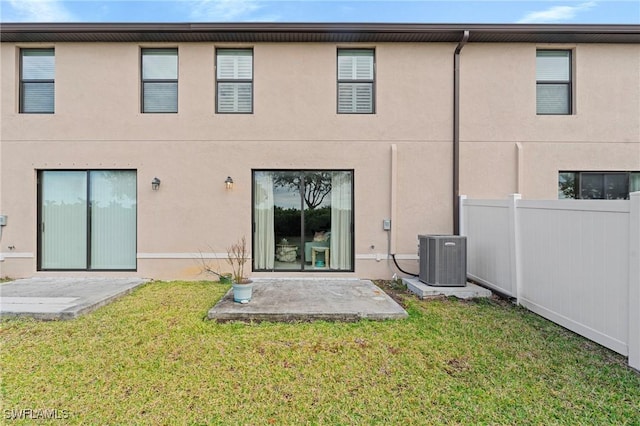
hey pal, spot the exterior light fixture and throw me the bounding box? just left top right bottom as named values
left=151, top=177, right=161, bottom=191
left=225, top=176, right=234, bottom=190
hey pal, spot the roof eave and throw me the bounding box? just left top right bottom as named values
left=1, top=22, right=639, bottom=43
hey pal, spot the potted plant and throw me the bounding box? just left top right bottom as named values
left=226, top=236, right=253, bottom=303
left=199, top=237, right=252, bottom=303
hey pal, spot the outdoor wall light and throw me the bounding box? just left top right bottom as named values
left=151, top=177, right=161, bottom=191
left=225, top=176, right=234, bottom=190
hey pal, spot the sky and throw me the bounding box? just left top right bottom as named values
left=0, top=0, right=638, bottom=24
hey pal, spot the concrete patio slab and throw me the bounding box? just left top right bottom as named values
left=403, top=277, right=492, bottom=300
left=0, top=277, right=147, bottom=320
left=208, top=278, right=408, bottom=322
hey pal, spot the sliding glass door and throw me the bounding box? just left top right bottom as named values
left=40, top=171, right=88, bottom=269
left=253, top=170, right=353, bottom=272
left=39, top=170, right=137, bottom=270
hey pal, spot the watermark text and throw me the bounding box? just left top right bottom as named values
left=4, top=408, right=70, bottom=420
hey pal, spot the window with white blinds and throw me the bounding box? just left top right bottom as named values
left=337, top=49, right=374, bottom=114
left=216, top=49, right=253, bottom=113
left=142, top=48, right=178, bottom=113
left=536, top=50, right=571, bottom=115
left=20, top=49, right=55, bottom=113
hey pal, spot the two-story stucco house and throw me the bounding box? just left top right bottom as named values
left=1, top=23, right=639, bottom=280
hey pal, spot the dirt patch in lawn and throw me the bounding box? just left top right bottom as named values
left=373, top=278, right=510, bottom=308
left=372, top=279, right=416, bottom=307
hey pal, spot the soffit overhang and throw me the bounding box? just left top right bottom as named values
left=2, top=23, right=639, bottom=44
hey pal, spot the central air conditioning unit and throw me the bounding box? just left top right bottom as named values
left=418, top=235, right=467, bottom=287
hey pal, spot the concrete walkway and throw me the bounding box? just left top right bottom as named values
left=0, top=277, right=407, bottom=323
left=208, top=278, right=408, bottom=322
left=0, top=277, right=147, bottom=320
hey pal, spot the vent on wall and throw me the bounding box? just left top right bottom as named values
left=418, top=235, right=467, bottom=287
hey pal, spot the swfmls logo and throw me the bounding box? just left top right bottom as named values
left=4, top=408, right=70, bottom=420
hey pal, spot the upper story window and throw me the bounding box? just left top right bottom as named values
left=216, top=48, right=253, bottom=113
left=337, top=49, right=375, bottom=114
left=141, top=48, right=178, bottom=113
left=20, top=48, right=55, bottom=114
left=536, top=50, right=571, bottom=115
left=559, top=171, right=640, bottom=200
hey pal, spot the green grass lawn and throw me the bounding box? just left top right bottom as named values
left=1, top=281, right=639, bottom=424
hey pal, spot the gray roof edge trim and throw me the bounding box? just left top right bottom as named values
left=2, top=23, right=639, bottom=44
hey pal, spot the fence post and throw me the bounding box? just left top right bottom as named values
left=628, top=192, right=640, bottom=370
left=508, top=194, right=522, bottom=304
left=459, top=195, right=467, bottom=237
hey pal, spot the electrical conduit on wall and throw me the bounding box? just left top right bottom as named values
left=389, top=143, right=419, bottom=276
left=390, top=144, right=397, bottom=256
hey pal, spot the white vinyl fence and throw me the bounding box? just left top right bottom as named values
left=460, top=192, right=640, bottom=370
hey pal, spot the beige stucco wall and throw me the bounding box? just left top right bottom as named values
left=459, top=43, right=640, bottom=199
left=1, top=40, right=639, bottom=280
